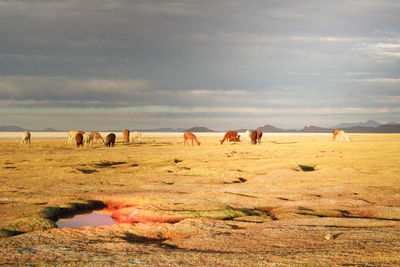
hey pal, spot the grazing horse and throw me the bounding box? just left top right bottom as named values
left=245, top=130, right=252, bottom=143
left=90, top=132, right=103, bottom=143
left=130, top=131, right=142, bottom=143
left=75, top=133, right=84, bottom=147
left=221, top=131, right=240, bottom=144
left=332, top=129, right=342, bottom=140
left=68, top=130, right=85, bottom=144
left=122, top=129, right=130, bottom=144
left=251, top=130, right=263, bottom=144
left=105, top=133, right=116, bottom=147
left=333, top=129, right=350, bottom=142
left=20, top=131, right=31, bottom=145
left=183, top=132, right=200, bottom=146
left=83, top=133, right=93, bottom=147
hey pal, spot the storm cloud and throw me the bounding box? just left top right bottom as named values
left=1, top=0, right=399, bottom=130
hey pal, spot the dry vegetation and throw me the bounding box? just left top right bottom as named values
left=1, top=134, right=400, bottom=265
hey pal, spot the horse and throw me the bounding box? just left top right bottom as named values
left=75, top=133, right=84, bottom=147
left=68, top=130, right=85, bottom=144
left=105, top=133, right=116, bottom=147
left=221, top=131, right=240, bottom=144
left=122, top=129, right=130, bottom=144
left=20, top=131, right=31, bottom=145
left=333, top=129, right=350, bottom=142
left=130, top=131, right=142, bottom=143
left=183, top=132, right=200, bottom=146
left=90, top=132, right=103, bottom=143
left=245, top=130, right=252, bottom=143
left=83, top=133, right=93, bottom=147
left=251, top=130, right=263, bottom=144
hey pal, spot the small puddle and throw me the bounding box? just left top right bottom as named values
left=56, top=210, right=117, bottom=228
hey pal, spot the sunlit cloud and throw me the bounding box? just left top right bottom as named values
left=352, top=78, right=400, bottom=83
left=371, top=95, right=400, bottom=104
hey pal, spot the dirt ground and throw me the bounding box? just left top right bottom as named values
left=1, top=134, right=400, bottom=266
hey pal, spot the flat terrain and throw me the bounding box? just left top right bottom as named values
left=1, top=134, right=400, bottom=266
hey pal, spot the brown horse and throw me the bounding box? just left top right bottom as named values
left=105, top=133, right=116, bottom=147
left=221, top=131, right=240, bottom=144
left=183, top=132, right=200, bottom=146
left=332, top=129, right=342, bottom=140
left=75, top=133, right=84, bottom=147
left=251, top=130, right=263, bottom=144
left=90, top=132, right=103, bottom=143
left=68, top=130, right=85, bottom=144
left=122, top=129, right=130, bottom=143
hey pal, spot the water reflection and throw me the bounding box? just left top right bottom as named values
left=56, top=210, right=117, bottom=228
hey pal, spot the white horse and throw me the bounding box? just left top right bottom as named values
left=20, top=131, right=31, bottom=145
left=245, top=130, right=252, bottom=143
left=83, top=133, right=93, bottom=147
left=333, top=130, right=350, bottom=142
left=130, top=131, right=142, bottom=143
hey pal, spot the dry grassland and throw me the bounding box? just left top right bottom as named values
left=1, top=134, right=400, bottom=265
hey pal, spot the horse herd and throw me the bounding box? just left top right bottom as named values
left=67, top=129, right=142, bottom=147
left=19, top=129, right=350, bottom=147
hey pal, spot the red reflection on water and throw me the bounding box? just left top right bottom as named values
left=56, top=210, right=117, bottom=229
left=111, top=208, right=184, bottom=224
left=102, top=201, right=137, bottom=211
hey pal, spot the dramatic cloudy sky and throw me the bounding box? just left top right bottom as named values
left=1, top=0, right=399, bottom=130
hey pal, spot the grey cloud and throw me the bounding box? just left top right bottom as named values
left=0, top=0, right=399, bottom=129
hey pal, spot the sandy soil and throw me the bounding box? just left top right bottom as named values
left=1, top=134, right=400, bottom=266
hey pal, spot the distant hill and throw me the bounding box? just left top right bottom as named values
left=236, top=128, right=253, bottom=132
left=299, top=125, right=332, bottom=133
left=256, top=124, right=289, bottom=132
left=135, top=128, right=186, bottom=132
left=342, top=124, right=400, bottom=133
left=252, top=122, right=400, bottom=133
left=376, top=124, right=400, bottom=133
left=42, top=128, right=59, bottom=132
left=0, top=125, right=25, bottom=131
left=330, top=120, right=381, bottom=129
left=0, top=126, right=63, bottom=132
left=185, top=127, right=215, bottom=132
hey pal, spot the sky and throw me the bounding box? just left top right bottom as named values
left=1, top=0, right=400, bottom=131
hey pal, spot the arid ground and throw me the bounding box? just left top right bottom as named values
left=1, top=134, right=400, bottom=266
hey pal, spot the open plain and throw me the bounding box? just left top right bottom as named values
left=1, top=133, right=400, bottom=266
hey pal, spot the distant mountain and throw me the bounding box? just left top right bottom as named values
left=338, top=126, right=375, bottom=133
left=256, top=124, right=289, bottom=132
left=330, top=120, right=381, bottom=129
left=252, top=121, right=400, bottom=133
left=42, top=128, right=59, bottom=132
left=0, top=125, right=25, bottom=131
left=185, top=127, right=215, bottom=132
left=135, top=128, right=186, bottom=132
left=376, top=124, right=400, bottom=133
left=299, top=125, right=332, bottom=133
left=342, top=124, right=400, bottom=133
left=236, top=128, right=253, bottom=132
left=386, top=121, right=400, bottom=126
